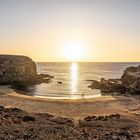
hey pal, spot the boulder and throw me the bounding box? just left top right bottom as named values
left=37, top=74, right=54, bottom=83
left=100, top=78, right=113, bottom=93
left=88, top=80, right=101, bottom=89
left=89, top=65, right=140, bottom=95
left=88, top=78, right=126, bottom=94
left=108, top=79, right=126, bottom=93
left=100, top=78, right=126, bottom=94
left=0, top=55, right=37, bottom=84
left=57, top=81, right=63, bottom=84
left=121, top=65, right=140, bottom=85
left=134, top=79, right=140, bottom=93
left=121, top=65, right=140, bottom=94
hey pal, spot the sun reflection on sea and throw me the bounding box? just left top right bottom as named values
left=71, top=63, right=78, bottom=94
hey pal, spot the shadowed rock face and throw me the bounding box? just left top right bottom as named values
left=0, top=55, right=37, bottom=84
left=89, top=65, right=140, bottom=94
left=121, top=65, right=140, bottom=85
left=121, top=65, right=140, bottom=94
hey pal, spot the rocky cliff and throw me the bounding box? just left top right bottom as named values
left=89, top=65, right=140, bottom=94
left=121, top=65, right=140, bottom=94
left=0, top=55, right=38, bottom=84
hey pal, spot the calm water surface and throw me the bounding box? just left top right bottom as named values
left=23, top=62, right=139, bottom=99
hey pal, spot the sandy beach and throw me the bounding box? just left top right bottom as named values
left=0, top=86, right=140, bottom=139
left=0, top=0, right=140, bottom=138
left=0, top=86, right=140, bottom=120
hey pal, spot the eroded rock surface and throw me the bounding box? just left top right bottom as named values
left=0, top=106, right=139, bottom=140
left=89, top=78, right=126, bottom=94
left=121, top=65, right=140, bottom=94
left=88, top=80, right=101, bottom=89
left=89, top=65, right=140, bottom=94
left=101, top=78, right=126, bottom=93
left=0, top=55, right=37, bottom=84
left=121, top=65, right=140, bottom=85
left=0, top=55, right=54, bottom=85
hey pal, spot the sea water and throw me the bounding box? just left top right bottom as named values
left=15, top=62, right=140, bottom=99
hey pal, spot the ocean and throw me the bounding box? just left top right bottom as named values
left=18, top=62, right=139, bottom=99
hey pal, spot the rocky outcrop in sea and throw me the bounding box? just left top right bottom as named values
left=89, top=65, right=140, bottom=94
left=121, top=65, right=140, bottom=94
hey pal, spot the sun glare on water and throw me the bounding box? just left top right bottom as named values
left=63, top=42, right=86, bottom=61
left=71, top=62, right=78, bottom=94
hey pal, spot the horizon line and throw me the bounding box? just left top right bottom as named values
left=36, top=61, right=140, bottom=63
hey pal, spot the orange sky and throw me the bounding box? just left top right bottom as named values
left=0, top=0, right=140, bottom=62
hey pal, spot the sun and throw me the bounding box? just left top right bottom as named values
left=63, top=42, right=86, bottom=61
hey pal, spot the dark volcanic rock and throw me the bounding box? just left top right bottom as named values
left=100, top=78, right=125, bottom=93
left=121, top=65, right=140, bottom=85
left=121, top=65, right=140, bottom=94
left=37, top=74, right=54, bottom=83
left=51, top=117, right=74, bottom=127
left=88, top=78, right=126, bottom=94
left=0, top=55, right=37, bottom=84
left=100, top=78, right=113, bottom=93
left=0, top=55, right=54, bottom=85
left=0, top=106, right=4, bottom=111
left=88, top=80, right=101, bottom=89
left=89, top=65, right=140, bottom=94
left=22, top=115, right=35, bottom=122
left=83, top=114, right=120, bottom=122
left=57, top=81, right=63, bottom=84
left=108, top=79, right=126, bottom=93
left=133, top=79, right=140, bottom=93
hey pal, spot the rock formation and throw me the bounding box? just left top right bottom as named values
left=121, top=65, right=140, bottom=94
left=0, top=55, right=54, bottom=85
left=101, top=78, right=126, bottom=93
left=88, top=80, right=101, bottom=89
left=0, top=55, right=38, bottom=84
left=89, top=65, right=140, bottom=94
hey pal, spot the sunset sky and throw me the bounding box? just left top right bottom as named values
left=0, top=0, right=140, bottom=62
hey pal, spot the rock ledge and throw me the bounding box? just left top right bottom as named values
left=89, top=65, right=140, bottom=94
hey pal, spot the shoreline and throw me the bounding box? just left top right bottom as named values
left=0, top=86, right=140, bottom=139
left=0, top=86, right=140, bottom=120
